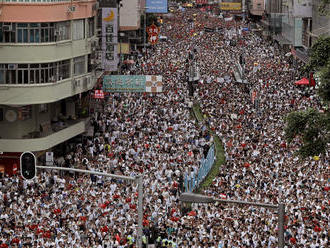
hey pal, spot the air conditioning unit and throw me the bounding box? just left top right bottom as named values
left=3, top=24, right=12, bottom=32
left=67, top=5, right=76, bottom=13
left=8, top=64, right=17, bottom=70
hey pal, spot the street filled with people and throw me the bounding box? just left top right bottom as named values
left=0, top=5, right=329, bottom=248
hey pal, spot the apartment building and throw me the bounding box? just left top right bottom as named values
left=0, top=0, right=99, bottom=174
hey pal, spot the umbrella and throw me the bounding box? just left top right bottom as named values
left=295, top=77, right=310, bottom=86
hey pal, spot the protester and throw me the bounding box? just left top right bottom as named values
left=0, top=6, right=328, bottom=248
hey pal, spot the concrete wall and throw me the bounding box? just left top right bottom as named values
left=0, top=118, right=88, bottom=152
left=0, top=73, right=95, bottom=105
left=0, top=39, right=92, bottom=64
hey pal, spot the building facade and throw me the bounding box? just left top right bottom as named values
left=0, top=0, right=99, bottom=174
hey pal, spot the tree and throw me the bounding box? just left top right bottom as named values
left=319, top=0, right=330, bottom=16
left=318, top=61, right=330, bottom=102
left=304, top=36, right=330, bottom=73
left=285, top=109, right=330, bottom=158
left=285, top=36, right=330, bottom=158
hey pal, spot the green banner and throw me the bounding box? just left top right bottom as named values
left=103, top=75, right=146, bottom=92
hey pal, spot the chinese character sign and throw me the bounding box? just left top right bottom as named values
left=103, top=75, right=163, bottom=93
left=102, top=8, right=119, bottom=72
left=94, top=90, right=105, bottom=99
left=147, top=24, right=160, bottom=45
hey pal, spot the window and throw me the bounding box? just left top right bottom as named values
left=0, top=60, right=71, bottom=84
left=87, top=18, right=95, bottom=38
left=0, top=108, right=3, bottom=121
left=88, top=54, right=92, bottom=73
left=55, top=21, right=70, bottom=41
left=72, top=20, right=84, bottom=40
left=74, top=56, right=86, bottom=75
left=0, top=65, right=5, bottom=84
left=1, top=23, right=16, bottom=43
left=0, top=22, right=61, bottom=43
left=58, top=60, right=70, bottom=80
left=29, top=23, right=40, bottom=42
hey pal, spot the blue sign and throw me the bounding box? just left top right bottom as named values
left=103, top=75, right=146, bottom=92
left=184, top=145, right=216, bottom=192
left=146, top=0, right=168, bottom=13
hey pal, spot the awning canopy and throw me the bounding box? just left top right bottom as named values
left=295, top=77, right=310, bottom=86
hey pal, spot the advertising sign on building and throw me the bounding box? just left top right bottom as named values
left=94, top=90, right=105, bottom=99
left=103, top=75, right=163, bottom=93
left=147, top=24, right=160, bottom=45
left=220, top=2, right=242, bottom=11
left=146, top=0, right=168, bottom=13
left=102, top=8, right=119, bottom=72
left=46, top=152, right=54, bottom=166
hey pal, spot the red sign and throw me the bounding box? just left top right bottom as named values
left=147, top=24, right=160, bottom=35
left=148, top=34, right=159, bottom=45
left=147, top=24, right=160, bottom=45
left=196, top=0, right=208, bottom=4
left=94, top=90, right=104, bottom=99
left=12, top=163, right=17, bottom=174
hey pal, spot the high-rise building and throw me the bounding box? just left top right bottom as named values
left=0, top=0, right=99, bottom=174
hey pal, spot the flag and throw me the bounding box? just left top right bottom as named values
left=309, top=72, right=316, bottom=87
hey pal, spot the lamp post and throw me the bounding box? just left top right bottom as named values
left=35, top=165, right=144, bottom=248
left=179, top=193, right=285, bottom=248
left=142, top=7, right=149, bottom=54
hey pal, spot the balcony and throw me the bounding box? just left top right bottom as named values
left=0, top=73, right=96, bottom=105
left=0, top=118, right=89, bottom=152
left=0, top=39, right=92, bottom=64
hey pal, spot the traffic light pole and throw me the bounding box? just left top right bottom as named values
left=35, top=165, right=143, bottom=248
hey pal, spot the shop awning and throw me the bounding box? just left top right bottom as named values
left=295, top=77, right=309, bottom=86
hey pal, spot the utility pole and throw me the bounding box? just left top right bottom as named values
left=242, top=0, right=246, bottom=22
left=143, top=7, right=149, bottom=54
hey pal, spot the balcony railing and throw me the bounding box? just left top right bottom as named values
left=0, top=118, right=90, bottom=152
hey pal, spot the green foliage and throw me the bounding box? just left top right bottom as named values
left=192, top=104, right=226, bottom=192
left=305, top=36, right=330, bottom=73
left=198, top=135, right=225, bottom=191
left=318, top=61, right=330, bottom=102
left=319, top=0, right=330, bottom=15
left=285, top=109, right=330, bottom=158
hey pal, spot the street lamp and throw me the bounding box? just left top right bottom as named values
left=179, top=193, right=285, bottom=248
left=141, top=7, right=149, bottom=54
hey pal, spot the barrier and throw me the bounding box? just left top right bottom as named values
left=184, top=144, right=215, bottom=192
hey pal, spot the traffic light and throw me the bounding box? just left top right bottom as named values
left=20, top=151, right=36, bottom=180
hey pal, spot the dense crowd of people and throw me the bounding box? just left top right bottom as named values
left=1, top=4, right=328, bottom=248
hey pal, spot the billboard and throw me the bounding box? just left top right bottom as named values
left=103, top=75, right=163, bottom=93
left=146, top=0, right=168, bottom=13
left=120, top=0, right=140, bottom=30
left=102, top=8, right=119, bottom=72
left=220, top=2, right=242, bottom=11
